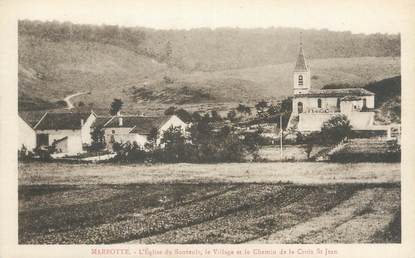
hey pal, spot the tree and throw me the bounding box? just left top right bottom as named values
left=243, top=129, right=266, bottom=161
left=160, top=126, right=188, bottom=162
left=280, top=97, right=292, bottom=114
left=175, top=108, right=192, bottom=123
left=90, top=126, right=105, bottom=151
left=297, top=132, right=320, bottom=160
left=255, top=100, right=269, bottom=118
left=227, top=110, right=237, bottom=122
left=236, top=104, right=251, bottom=116
left=191, top=111, right=202, bottom=122
left=210, top=110, right=222, bottom=122
left=145, top=127, right=159, bottom=151
left=164, top=106, right=176, bottom=116
left=78, top=101, right=85, bottom=107
left=164, top=41, right=173, bottom=65
left=110, top=98, right=123, bottom=115
left=321, top=114, right=352, bottom=145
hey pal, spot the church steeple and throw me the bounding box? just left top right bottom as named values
left=294, top=46, right=309, bottom=71
left=293, top=34, right=311, bottom=94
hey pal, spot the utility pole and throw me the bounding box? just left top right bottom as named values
left=280, top=115, right=283, bottom=160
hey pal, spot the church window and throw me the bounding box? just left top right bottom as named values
left=317, top=99, right=322, bottom=108
left=298, top=75, right=303, bottom=86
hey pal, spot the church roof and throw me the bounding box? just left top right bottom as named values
left=295, top=88, right=374, bottom=98
left=294, top=46, right=309, bottom=71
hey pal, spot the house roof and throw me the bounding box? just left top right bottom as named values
left=294, top=46, right=309, bottom=71
left=130, top=117, right=172, bottom=135
left=341, top=95, right=363, bottom=101
left=35, top=112, right=92, bottom=130
left=295, top=88, right=374, bottom=98
left=103, top=115, right=173, bottom=135
left=92, top=116, right=113, bottom=128
left=19, top=111, right=47, bottom=128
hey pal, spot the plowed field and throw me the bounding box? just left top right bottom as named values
left=18, top=162, right=400, bottom=244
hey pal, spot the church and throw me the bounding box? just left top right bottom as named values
left=288, top=43, right=376, bottom=132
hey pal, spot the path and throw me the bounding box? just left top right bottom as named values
left=63, top=91, right=89, bottom=109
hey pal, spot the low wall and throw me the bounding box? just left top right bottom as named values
left=298, top=113, right=333, bottom=131
left=298, top=112, right=375, bottom=131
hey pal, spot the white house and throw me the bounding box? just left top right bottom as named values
left=33, top=111, right=96, bottom=154
left=102, top=114, right=188, bottom=149
left=18, top=111, right=47, bottom=151
left=288, top=42, right=376, bottom=132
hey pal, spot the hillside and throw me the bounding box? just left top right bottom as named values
left=19, top=20, right=400, bottom=71
left=18, top=20, right=401, bottom=113
left=322, top=76, right=401, bottom=124
left=365, top=76, right=401, bottom=124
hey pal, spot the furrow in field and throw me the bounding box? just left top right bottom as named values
left=21, top=184, right=286, bottom=244
left=249, top=186, right=400, bottom=244
left=297, top=187, right=401, bottom=243
left=130, top=185, right=356, bottom=244
left=19, top=183, right=235, bottom=242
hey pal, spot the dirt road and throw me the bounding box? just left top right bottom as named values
left=63, top=91, right=89, bottom=109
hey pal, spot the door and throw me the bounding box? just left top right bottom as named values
left=36, top=133, right=49, bottom=147
left=297, top=102, right=303, bottom=113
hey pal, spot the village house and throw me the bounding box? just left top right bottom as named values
left=18, top=111, right=47, bottom=151
left=101, top=114, right=188, bottom=150
left=288, top=42, right=377, bottom=132
left=28, top=111, right=96, bottom=154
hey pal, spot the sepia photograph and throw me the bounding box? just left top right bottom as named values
left=1, top=0, right=414, bottom=256
left=15, top=1, right=403, bottom=245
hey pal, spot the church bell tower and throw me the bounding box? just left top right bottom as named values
left=293, top=38, right=311, bottom=95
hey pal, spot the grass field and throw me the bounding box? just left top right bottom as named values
left=18, top=162, right=401, bottom=244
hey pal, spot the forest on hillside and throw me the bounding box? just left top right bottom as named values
left=19, top=20, right=400, bottom=72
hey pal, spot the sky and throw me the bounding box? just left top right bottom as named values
left=7, top=0, right=411, bottom=34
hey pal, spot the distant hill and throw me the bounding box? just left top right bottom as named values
left=364, top=76, right=401, bottom=108
left=365, top=76, right=401, bottom=124
left=18, top=20, right=401, bottom=112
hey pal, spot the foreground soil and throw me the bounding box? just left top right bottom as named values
left=19, top=182, right=400, bottom=244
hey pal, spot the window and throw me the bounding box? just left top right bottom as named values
left=297, top=102, right=303, bottom=113
left=298, top=75, right=303, bottom=86
left=363, top=98, right=367, bottom=108
left=337, top=98, right=341, bottom=109
left=317, top=99, right=322, bottom=108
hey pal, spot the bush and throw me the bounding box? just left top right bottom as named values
left=18, top=145, right=34, bottom=161
left=110, top=120, right=266, bottom=164
left=112, top=141, right=147, bottom=163
left=296, top=132, right=321, bottom=160
left=34, top=145, right=56, bottom=161
left=320, top=114, right=352, bottom=145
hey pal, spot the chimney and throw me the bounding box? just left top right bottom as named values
left=118, top=117, right=123, bottom=126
